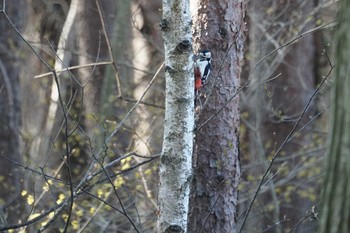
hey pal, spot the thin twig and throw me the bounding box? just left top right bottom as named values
left=51, top=69, right=74, bottom=233
left=1, top=9, right=52, bottom=70
left=0, top=202, right=65, bottom=231
left=34, top=61, right=113, bottom=79
left=288, top=209, right=318, bottom=233
left=95, top=157, right=159, bottom=185
left=96, top=0, right=123, bottom=97
left=259, top=217, right=288, bottom=233
left=248, top=20, right=336, bottom=79
left=75, top=61, right=164, bottom=192
left=76, top=189, right=113, bottom=233
left=0, top=154, right=68, bottom=184
left=86, top=136, right=142, bottom=233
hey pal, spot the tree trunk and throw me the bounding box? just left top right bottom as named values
left=0, top=0, right=26, bottom=225
left=36, top=0, right=77, bottom=165
left=319, top=0, right=350, bottom=232
left=157, top=0, right=194, bottom=232
left=188, top=1, right=246, bottom=232
left=75, top=0, right=115, bottom=134
left=20, top=0, right=72, bottom=178
left=131, top=0, right=164, bottom=156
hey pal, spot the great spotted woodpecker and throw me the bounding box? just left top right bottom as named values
left=194, top=50, right=212, bottom=93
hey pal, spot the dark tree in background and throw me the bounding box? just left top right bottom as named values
left=319, top=0, right=350, bottom=232
left=0, top=0, right=26, bottom=224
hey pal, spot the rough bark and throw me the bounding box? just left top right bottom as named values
left=157, top=0, right=194, bottom=232
left=188, top=1, right=246, bottom=232
left=319, top=0, right=350, bottom=232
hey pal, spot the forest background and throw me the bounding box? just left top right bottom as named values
left=0, top=0, right=340, bottom=232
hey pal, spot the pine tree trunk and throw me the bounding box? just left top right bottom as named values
left=188, top=1, right=246, bottom=232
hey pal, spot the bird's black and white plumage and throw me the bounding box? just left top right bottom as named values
left=195, top=50, right=212, bottom=86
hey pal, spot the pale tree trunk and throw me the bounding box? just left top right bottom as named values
left=37, top=0, right=77, bottom=163
left=21, top=1, right=69, bottom=163
left=130, top=0, right=163, bottom=221
left=188, top=1, right=246, bottom=232
left=131, top=0, right=163, bottom=156
left=157, top=0, right=194, bottom=232
left=130, top=1, right=155, bottom=156
left=319, top=0, right=350, bottom=232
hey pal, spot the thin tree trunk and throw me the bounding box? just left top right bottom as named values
left=157, top=0, right=194, bottom=232
left=188, top=1, right=246, bottom=232
left=319, top=0, right=350, bottom=232
left=38, top=0, right=77, bottom=162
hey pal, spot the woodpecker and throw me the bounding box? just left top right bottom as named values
left=194, top=50, right=212, bottom=93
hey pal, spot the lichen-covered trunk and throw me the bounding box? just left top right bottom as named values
left=188, top=1, right=246, bottom=232
left=319, top=0, right=350, bottom=232
left=157, top=0, right=194, bottom=232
